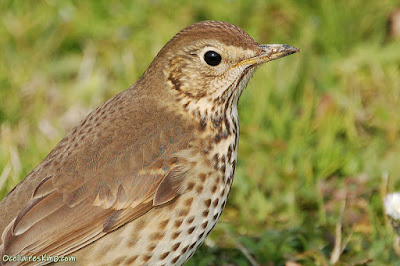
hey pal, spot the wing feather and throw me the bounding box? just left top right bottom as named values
left=0, top=94, right=194, bottom=264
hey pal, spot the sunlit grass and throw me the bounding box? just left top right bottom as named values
left=1, top=0, right=400, bottom=264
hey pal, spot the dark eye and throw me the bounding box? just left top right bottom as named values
left=204, top=51, right=222, bottom=66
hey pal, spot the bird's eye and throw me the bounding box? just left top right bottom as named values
left=204, top=51, right=222, bottom=66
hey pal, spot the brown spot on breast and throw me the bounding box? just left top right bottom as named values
left=202, top=221, right=208, bottom=229
left=147, top=244, right=157, bottom=252
left=234, top=135, right=238, bottom=148
left=111, top=257, right=125, bottom=265
left=199, top=117, right=207, bottom=131
left=220, top=164, right=226, bottom=174
left=213, top=153, right=219, bottom=162
left=202, top=210, right=209, bottom=217
left=186, top=216, right=195, bottom=224
left=187, top=226, right=196, bottom=234
left=211, top=185, right=217, bottom=193
left=192, top=109, right=200, bottom=117
left=142, top=255, right=152, bottom=262
left=213, top=198, right=219, bottom=208
left=184, top=197, right=194, bottom=207
left=220, top=155, right=226, bottom=173
left=172, top=242, right=181, bottom=251
left=127, top=237, right=138, bottom=248
left=227, top=145, right=233, bottom=162
left=134, top=217, right=145, bottom=232
left=150, top=232, right=164, bottom=241
left=222, top=200, right=226, bottom=209
left=183, top=101, right=191, bottom=109
left=196, top=185, right=204, bottom=193
left=213, top=213, right=218, bottom=220
left=220, top=188, right=225, bottom=197
left=199, top=173, right=207, bottom=182
left=172, top=231, right=181, bottom=239
left=160, top=252, right=169, bottom=260
left=181, top=246, right=189, bottom=253
left=172, top=256, right=180, bottom=263
left=214, top=132, right=223, bottom=143
left=174, top=219, right=183, bottom=228
left=204, top=199, right=211, bottom=207
left=159, top=219, right=169, bottom=230
left=187, top=182, right=195, bottom=191
left=213, top=153, right=219, bottom=170
left=177, top=208, right=189, bottom=217
left=211, top=115, right=222, bottom=128
left=189, top=242, right=196, bottom=250
left=198, top=232, right=205, bottom=240
left=126, top=255, right=139, bottom=264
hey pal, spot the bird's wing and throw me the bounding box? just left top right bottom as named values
left=1, top=165, right=186, bottom=260
left=0, top=95, right=194, bottom=261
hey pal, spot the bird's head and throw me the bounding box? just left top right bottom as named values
left=143, top=20, right=299, bottom=118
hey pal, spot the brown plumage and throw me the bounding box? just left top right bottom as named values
left=0, top=20, right=299, bottom=265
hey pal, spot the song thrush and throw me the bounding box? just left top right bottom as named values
left=0, top=20, right=299, bottom=265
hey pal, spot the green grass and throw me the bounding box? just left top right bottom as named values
left=1, top=0, right=400, bottom=264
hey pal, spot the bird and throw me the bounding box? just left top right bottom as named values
left=0, top=20, right=299, bottom=265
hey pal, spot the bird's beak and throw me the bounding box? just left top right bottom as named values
left=258, top=44, right=300, bottom=62
left=239, top=44, right=300, bottom=67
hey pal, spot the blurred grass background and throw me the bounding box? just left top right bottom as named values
left=1, top=0, right=400, bottom=265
